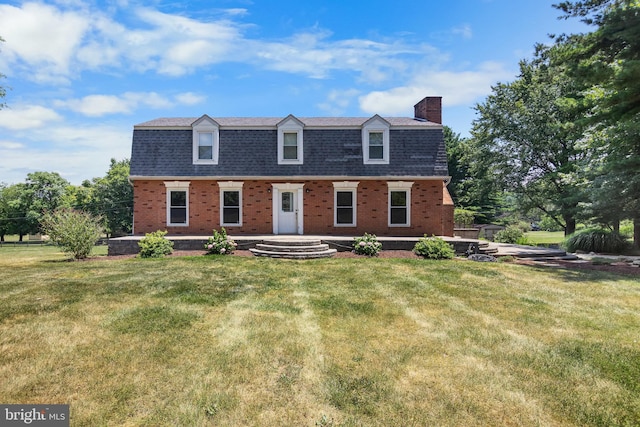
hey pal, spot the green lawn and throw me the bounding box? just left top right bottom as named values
left=524, top=230, right=565, bottom=245
left=1, top=246, right=639, bottom=426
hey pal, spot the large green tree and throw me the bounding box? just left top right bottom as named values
left=0, top=183, right=31, bottom=241
left=444, top=126, right=500, bottom=223
left=89, top=158, right=133, bottom=237
left=19, top=172, right=71, bottom=236
left=0, top=183, right=9, bottom=241
left=470, top=48, right=589, bottom=235
left=554, top=0, right=640, bottom=246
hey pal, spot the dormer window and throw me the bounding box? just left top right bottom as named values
left=283, top=132, right=299, bottom=160
left=368, top=132, right=384, bottom=160
left=192, top=115, right=219, bottom=165
left=277, top=115, right=304, bottom=165
left=362, top=115, right=390, bottom=164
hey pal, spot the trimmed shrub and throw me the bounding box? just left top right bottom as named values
left=138, top=230, right=174, bottom=258
left=204, top=228, right=237, bottom=255
left=494, top=226, right=528, bottom=244
left=454, top=209, right=475, bottom=227
left=353, top=233, right=382, bottom=256
left=563, top=228, right=629, bottom=254
left=40, top=208, right=104, bottom=260
left=413, top=235, right=455, bottom=259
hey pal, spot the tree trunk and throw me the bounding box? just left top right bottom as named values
left=564, top=215, right=576, bottom=236
left=19, top=234, right=24, bottom=242
left=612, top=219, right=620, bottom=234
left=634, top=217, right=640, bottom=249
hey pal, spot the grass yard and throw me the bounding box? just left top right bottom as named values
left=524, top=231, right=565, bottom=245
left=0, top=246, right=639, bottom=426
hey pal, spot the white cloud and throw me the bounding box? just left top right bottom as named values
left=127, top=8, right=244, bottom=76
left=452, top=24, right=473, bottom=39
left=0, top=105, right=63, bottom=130
left=0, top=2, right=90, bottom=83
left=0, top=141, right=25, bottom=150
left=0, top=123, right=131, bottom=184
left=359, top=62, right=513, bottom=115
left=56, top=92, right=205, bottom=117
left=175, top=92, right=206, bottom=106
left=317, top=89, right=361, bottom=115
left=253, top=31, right=439, bottom=83
left=0, top=2, right=444, bottom=84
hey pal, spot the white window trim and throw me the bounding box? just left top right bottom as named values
left=192, top=117, right=219, bottom=165
left=333, top=181, right=359, bottom=227
left=362, top=116, right=390, bottom=165
left=387, top=181, right=413, bottom=227
left=218, top=181, right=244, bottom=227
left=277, top=116, right=304, bottom=165
left=164, top=181, right=190, bottom=227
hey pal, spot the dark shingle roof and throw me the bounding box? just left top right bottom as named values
left=130, top=116, right=448, bottom=179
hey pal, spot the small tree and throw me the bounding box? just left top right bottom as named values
left=41, top=209, right=104, bottom=260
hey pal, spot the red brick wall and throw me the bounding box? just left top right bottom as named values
left=133, top=179, right=454, bottom=236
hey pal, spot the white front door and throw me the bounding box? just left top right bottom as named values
left=279, top=191, right=297, bottom=234
left=272, top=183, right=304, bottom=235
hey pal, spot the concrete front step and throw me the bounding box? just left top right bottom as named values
left=249, top=239, right=336, bottom=259
left=255, top=243, right=331, bottom=253
left=262, top=239, right=322, bottom=247
left=250, top=248, right=338, bottom=259
left=479, top=242, right=499, bottom=255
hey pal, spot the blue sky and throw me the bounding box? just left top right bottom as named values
left=0, top=0, right=588, bottom=185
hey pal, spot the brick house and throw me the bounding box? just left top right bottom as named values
left=129, top=96, right=454, bottom=237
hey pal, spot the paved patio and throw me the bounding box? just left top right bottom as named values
left=107, top=234, right=569, bottom=258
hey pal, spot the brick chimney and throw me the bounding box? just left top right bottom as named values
left=414, top=96, right=442, bottom=124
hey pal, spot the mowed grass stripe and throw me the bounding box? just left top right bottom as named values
left=0, top=247, right=639, bottom=425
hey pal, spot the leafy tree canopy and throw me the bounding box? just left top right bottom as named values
left=470, top=48, right=590, bottom=235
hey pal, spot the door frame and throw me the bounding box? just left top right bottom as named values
left=272, top=183, right=304, bottom=235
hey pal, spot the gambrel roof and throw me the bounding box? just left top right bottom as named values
left=130, top=114, right=448, bottom=179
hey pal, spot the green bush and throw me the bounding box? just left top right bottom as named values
left=539, top=215, right=565, bottom=232
left=204, top=228, right=237, bottom=255
left=353, top=233, right=382, bottom=256
left=454, top=209, right=475, bottom=227
left=563, top=228, right=629, bottom=254
left=138, top=230, right=174, bottom=258
left=494, top=226, right=529, bottom=244
left=40, top=208, right=104, bottom=260
left=413, top=235, right=455, bottom=259
left=619, top=220, right=633, bottom=238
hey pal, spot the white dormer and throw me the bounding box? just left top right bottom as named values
left=277, top=115, right=304, bottom=165
left=192, top=115, right=220, bottom=165
left=362, top=115, right=390, bottom=165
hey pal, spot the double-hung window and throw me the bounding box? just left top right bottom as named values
left=277, top=115, right=304, bottom=165
left=198, top=132, right=214, bottom=161
left=362, top=115, right=390, bottom=164
left=218, top=182, right=243, bottom=226
left=333, top=182, right=359, bottom=227
left=192, top=115, right=219, bottom=165
left=283, top=132, right=299, bottom=160
left=368, top=132, right=384, bottom=160
left=387, top=181, right=413, bottom=227
left=165, top=181, right=190, bottom=226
